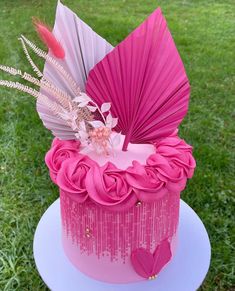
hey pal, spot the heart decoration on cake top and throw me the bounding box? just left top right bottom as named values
left=131, top=239, right=172, bottom=279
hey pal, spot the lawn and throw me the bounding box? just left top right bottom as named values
left=0, top=0, right=234, bottom=290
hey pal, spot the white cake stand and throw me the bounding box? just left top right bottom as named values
left=33, top=199, right=211, bottom=291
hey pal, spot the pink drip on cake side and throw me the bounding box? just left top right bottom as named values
left=60, top=189, right=180, bottom=282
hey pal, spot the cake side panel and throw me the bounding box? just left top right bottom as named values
left=61, top=230, right=178, bottom=283
left=60, top=189, right=180, bottom=283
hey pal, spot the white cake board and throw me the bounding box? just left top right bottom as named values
left=33, top=199, right=211, bottom=291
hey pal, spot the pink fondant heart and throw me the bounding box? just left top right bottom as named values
left=131, top=239, right=172, bottom=279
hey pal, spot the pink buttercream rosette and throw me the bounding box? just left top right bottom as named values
left=45, top=135, right=196, bottom=211
left=45, top=138, right=81, bottom=183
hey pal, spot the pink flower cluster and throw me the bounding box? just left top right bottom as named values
left=45, top=136, right=196, bottom=211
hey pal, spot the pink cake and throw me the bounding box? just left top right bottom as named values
left=45, top=133, right=195, bottom=283
left=0, top=1, right=196, bottom=285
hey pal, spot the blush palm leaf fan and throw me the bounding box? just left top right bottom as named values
left=86, top=8, right=190, bottom=151
left=36, top=1, right=113, bottom=140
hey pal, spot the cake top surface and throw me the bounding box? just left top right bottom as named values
left=80, top=134, right=155, bottom=170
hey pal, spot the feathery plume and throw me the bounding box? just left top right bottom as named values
left=32, top=17, right=65, bottom=59
left=20, top=35, right=80, bottom=96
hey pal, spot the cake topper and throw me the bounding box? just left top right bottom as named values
left=0, top=1, right=190, bottom=153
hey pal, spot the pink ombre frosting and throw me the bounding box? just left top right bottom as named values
left=45, top=134, right=195, bottom=210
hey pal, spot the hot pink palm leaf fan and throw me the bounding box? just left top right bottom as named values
left=86, top=8, right=190, bottom=151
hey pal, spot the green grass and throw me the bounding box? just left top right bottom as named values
left=0, top=0, right=234, bottom=290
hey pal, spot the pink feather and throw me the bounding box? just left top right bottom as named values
left=33, top=18, right=65, bottom=59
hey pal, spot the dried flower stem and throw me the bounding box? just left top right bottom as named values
left=0, top=65, right=92, bottom=124
left=18, top=37, right=43, bottom=78
left=37, top=94, right=65, bottom=119
left=22, top=72, right=72, bottom=110
left=40, top=78, right=72, bottom=109
left=0, top=65, right=22, bottom=76
left=0, top=80, right=40, bottom=98
left=0, top=36, right=99, bottom=144
left=0, top=79, right=65, bottom=120
left=20, top=35, right=81, bottom=96
left=22, top=72, right=41, bottom=86
left=0, top=64, right=73, bottom=110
